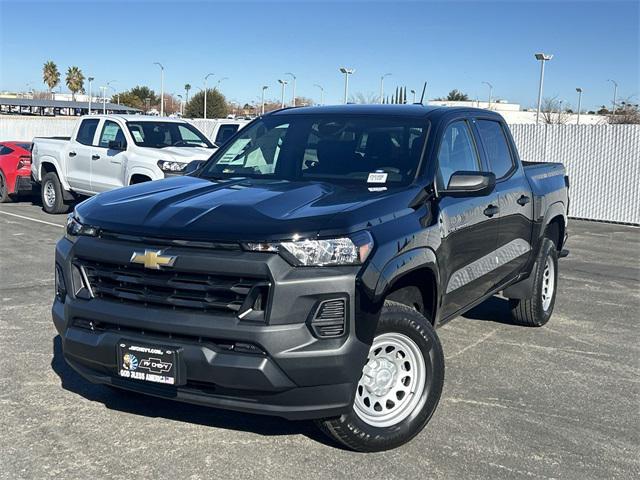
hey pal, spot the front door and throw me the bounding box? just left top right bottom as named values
left=66, top=118, right=99, bottom=192
left=434, top=119, right=502, bottom=319
left=91, top=120, right=127, bottom=192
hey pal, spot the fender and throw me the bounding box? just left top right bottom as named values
left=39, top=157, right=72, bottom=192
left=126, top=165, right=159, bottom=185
left=537, top=200, right=566, bottom=249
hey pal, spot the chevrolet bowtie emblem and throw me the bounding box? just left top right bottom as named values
left=130, top=250, right=177, bottom=270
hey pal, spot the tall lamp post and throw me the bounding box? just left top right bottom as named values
left=87, top=77, right=94, bottom=114
left=203, top=73, right=214, bottom=119
left=100, top=86, right=107, bottom=114
left=107, top=80, right=117, bottom=106
left=278, top=79, right=289, bottom=108
left=379, top=73, right=391, bottom=104
left=285, top=72, right=296, bottom=106
left=216, top=77, right=228, bottom=91
left=534, top=52, right=553, bottom=124
left=153, top=62, right=164, bottom=116
left=314, top=84, right=324, bottom=105
left=177, top=94, right=183, bottom=116
left=410, top=89, right=416, bottom=104
left=261, top=85, right=269, bottom=115
left=482, top=81, right=493, bottom=109
left=339, top=67, right=355, bottom=104
left=575, top=87, right=583, bottom=124
left=607, top=79, right=618, bottom=116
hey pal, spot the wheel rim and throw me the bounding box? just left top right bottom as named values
left=43, top=181, right=56, bottom=208
left=541, top=255, right=555, bottom=311
left=354, top=332, right=427, bottom=428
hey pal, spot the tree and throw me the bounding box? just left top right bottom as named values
left=609, top=99, right=640, bottom=124
left=65, top=66, right=85, bottom=101
left=42, top=61, right=60, bottom=99
left=184, top=84, right=191, bottom=104
left=444, top=89, right=469, bottom=101
left=540, top=96, right=571, bottom=125
left=115, top=86, right=159, bottom=110
left=184, top=88, right=228, bottom=118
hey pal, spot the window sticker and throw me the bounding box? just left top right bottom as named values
left=131, top=130, right=144, bottom=143
left=101, top=124, right=119, bottom=143
left=367, top=171, right=388, bottom=183
left=218, top=138, right=251, bottom=164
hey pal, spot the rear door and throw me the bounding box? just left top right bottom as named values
left=435, top=117, right=501, bottom=319
left=91, top=120, right=128, bottom=192
left=214, top=123, right=240, bottom=146
left=475, top=119, right=534, bottom=282
left=66, top=118, right=99, bottom=192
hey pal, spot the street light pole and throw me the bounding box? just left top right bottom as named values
left=607, top=79, right=618, bottom=116
left=278, top=79, right=288, bottom=108
left=153, top=62, right=164, bottom=116
left=339, top=67, right=355, bottom=104
left=87, top=77, right=94, bottom=114
left=575, top=87, right=583, bottom=125
left=261, top=85, right=269, bottom=115
left=100, top=86, right=107, bottom=114
left=216, top=77, right=228, bottom=91
left=177, top=94, right=183, bottom=116
left=379, top=73, right=391, bottom=104
left=204, top=73, right=214, bottom=119
left=534, top=52, right=553, bottom=124
left=285, top=72, right=296, bottom=106
left=314, top=84, right=324, bottom=105
left=482, top=81, right=493, bottom=109
left=410, top=89, right=416, bottom=104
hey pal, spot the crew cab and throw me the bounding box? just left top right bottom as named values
left=31, top=115, right=216, bottom=213
left=53, top=105, right=569, bottom=452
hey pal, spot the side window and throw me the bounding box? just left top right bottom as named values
left=76, top=119, right=100, bottom=146
left=178, top=125, right=201, bottom=143
left=215, top=124, right=240, bottom=145
left=476, top=120, right=514, bottom=179
left=97, top=121, right=126, bottom=149
left=0, top=146, right=14, bottom=155
left=436, top=121, right=480, bottom=189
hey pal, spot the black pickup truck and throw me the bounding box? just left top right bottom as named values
left=53, top=105, right=569, bottom=452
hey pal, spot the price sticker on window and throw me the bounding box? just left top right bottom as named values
left=367, top=172, right=388, bottom=183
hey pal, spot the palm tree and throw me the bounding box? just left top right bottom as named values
left=65, top=66, right=85, bottom=101
left=42, top=61, right=60, bottom=99
left=184, top=83, right=191, bottom=104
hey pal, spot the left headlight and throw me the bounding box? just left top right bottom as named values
left=157, top=160, right=188, bottom=173
left=245, top=232, right=374, bottom=266
left=66, top=214, right=99, bottom=241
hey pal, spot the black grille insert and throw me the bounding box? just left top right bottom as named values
left=311, top=299, right=347, bottom=338
left=75, top=258, right=269, bottom=317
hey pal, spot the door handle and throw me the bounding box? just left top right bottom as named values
left=68, top=151, right=76, bottom=157
left=91, top=154, right=100, bottom=160
left=517, top=195, right=531, bottom=206
left=483, top=204, right=500, bottom=217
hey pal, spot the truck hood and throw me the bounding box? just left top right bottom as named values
left=153, top=146, right=215, bottom=163
left=76, top=176, right=420, bottom=242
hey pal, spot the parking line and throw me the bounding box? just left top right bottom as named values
left=0, top=210, right=64, bottom=228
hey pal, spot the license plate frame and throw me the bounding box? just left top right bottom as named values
left=117, top=341, right=183, bottom=386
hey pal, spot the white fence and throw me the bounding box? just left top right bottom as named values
left=1, top=117, right=638, bottom=224
left=509, top=124, right=640, bottom=225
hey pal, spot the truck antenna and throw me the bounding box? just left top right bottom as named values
left=419, top=82, right=427, bottom=104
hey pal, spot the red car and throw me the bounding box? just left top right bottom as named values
left=0, top=141, right=33, bottom=203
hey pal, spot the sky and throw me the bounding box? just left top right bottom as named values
left=0, top=0, right=638, bottom=110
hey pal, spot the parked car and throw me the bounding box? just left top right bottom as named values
left=204, top=119, right=250, bottom=146
left=0, top=141, right=33, bottom=203
left=53, top=105, right=569, bottom=452
left=31, top=115, right=217, bottom=213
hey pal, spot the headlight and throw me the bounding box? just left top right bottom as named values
left=66, top=214, right=99, bottom=240
left=245, top=231, right=374, bottom=266
left=157, top=160, right=188, bottom=172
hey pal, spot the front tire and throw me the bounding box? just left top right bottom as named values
left=509, top=237, right=558, bottom=327
left=41, top=172, right=70, bottom=214
left=317, top=301, right=445, bottom=452
left=0, top=171, right=12, bottom=203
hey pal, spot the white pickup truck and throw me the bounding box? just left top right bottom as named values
left=31, top=115, right=244, bottom=213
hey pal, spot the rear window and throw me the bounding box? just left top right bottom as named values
left=0, top=146, right=14, bottom=155
left=76, top=119, right=100, bottom=146
left=476, top=120, right=514, bottom=179
left=215, top=124, right=240, bottom=145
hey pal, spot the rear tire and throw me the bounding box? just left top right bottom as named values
left=0, top=171, right=12, bottom=203
left=317, top=301, right=444, bottom=452
left=509, top=237, right=558, bottom=327
left=41, top=172, right=70, bottom=214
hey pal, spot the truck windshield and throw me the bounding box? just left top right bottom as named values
left=199, top=115, right=428, bottom=185
left=126, top=121, right=214, bottom=149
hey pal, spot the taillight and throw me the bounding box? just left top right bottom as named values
left=17, top=156, right=31, bottom=170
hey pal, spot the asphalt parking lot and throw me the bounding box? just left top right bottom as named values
left=1, top=198, right=638, bottom=480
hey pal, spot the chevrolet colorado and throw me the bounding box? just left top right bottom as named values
left=31, top=115, right=218, bottom=214
left=53, top=105, right=569, bottom=452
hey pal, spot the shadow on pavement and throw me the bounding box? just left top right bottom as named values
left=461, top=296, right=517, bottom=325
left=50, top=335, right=340, bottom=448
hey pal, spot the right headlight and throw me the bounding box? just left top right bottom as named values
left=66, top=214, right=99, bottom=241
left=157, top=160, right=188, bottom=173
left=245, top=231, right=374, bottom=267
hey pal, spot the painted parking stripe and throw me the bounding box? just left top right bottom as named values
left=0, top=210, right=64, bottom=228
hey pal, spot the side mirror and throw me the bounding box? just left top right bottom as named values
left=108, top=140, right=126, bottom=151
left=445, top=171, right=496, bottom=196
left=184, top=160, right=205, bottom=175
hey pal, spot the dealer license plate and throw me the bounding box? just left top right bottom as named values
left=117, top=342, right=179, bottom=385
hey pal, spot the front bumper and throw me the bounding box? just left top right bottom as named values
left=53, top=236, right=375, bottom=420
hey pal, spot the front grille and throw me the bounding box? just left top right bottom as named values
left=75, top=258, right=269, bottom=316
